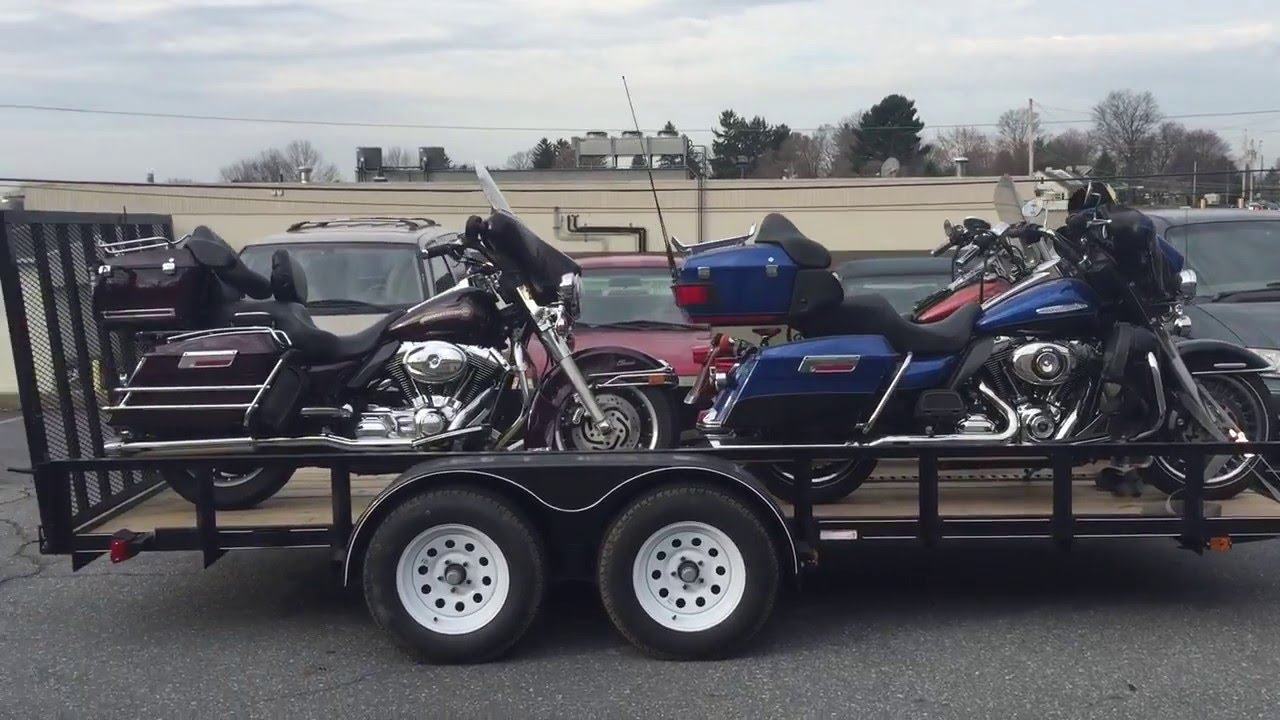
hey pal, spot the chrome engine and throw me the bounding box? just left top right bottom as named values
left=359, top=341, right=508, bottom=442
left=962, top=337, right=1100, bottom=442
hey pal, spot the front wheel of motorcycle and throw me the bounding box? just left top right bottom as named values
left=552, top=387, right=676, bottom=451
left=1143, top=373, right=1272, bottom=500
left=162, top=466, right=296, bottom=510
left=752, top=458, right=879, bottom=504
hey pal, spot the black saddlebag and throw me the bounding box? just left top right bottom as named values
left=104, top=328, right=305, bottom=437
left=93, top=242, right=221, bottom=330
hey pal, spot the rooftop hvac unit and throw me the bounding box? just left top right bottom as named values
left=575, top=133, right=687, bottom=158
left=357, top=147, right=383, bottom=171
left=418, top=146, right=448, bottom=170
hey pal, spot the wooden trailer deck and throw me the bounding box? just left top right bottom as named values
left=89, top=470, right=1280, bottom=536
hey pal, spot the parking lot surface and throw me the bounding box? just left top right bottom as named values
left=2, top=415, right=1279, bottom=719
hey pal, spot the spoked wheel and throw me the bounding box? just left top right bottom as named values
left=553, top=388, right=676, bottom=451
left=363, top=488, right=546, bottom=664
left=752, top=457, right=878, bottom=504
left=1145, top=374, right=1272, bottom=500
left=597, top=485, right=780, bottom=659
left=162, top=465, right=295, bottom=510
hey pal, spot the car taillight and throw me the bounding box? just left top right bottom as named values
left=672, top=282, right=713, bottom=308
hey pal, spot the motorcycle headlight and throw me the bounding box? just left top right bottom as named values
left=557, top=272, right=582, bottom=321
left=1247, top=347, right=1280, bottom=376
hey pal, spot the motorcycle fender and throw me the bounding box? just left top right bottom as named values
left=1175, top=338, right=1272, bottom=375
left=526, top=346, right=677, bottom=448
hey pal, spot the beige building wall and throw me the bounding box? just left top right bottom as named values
left=1, top=175, right=1044, bottom=405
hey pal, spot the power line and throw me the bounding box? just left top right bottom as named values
left=5, top=102, right=1280, bottom=135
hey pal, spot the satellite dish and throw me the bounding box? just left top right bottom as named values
left=881, top=157, right=901, bottom=177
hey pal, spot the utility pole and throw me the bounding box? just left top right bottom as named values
left=1027, top=98, right=1035, bottom=176
left=1192, top=160, right=1198, bottom=204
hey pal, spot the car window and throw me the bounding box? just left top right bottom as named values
left=426, top=253, right=455, bottom=293
left=1169, top=220, right=1280, bottom=298
left=842, top=273, right=951, bottom=313
left=579, top=268, right=688, bottom=325
left=240, top=242, right=427, bottom=310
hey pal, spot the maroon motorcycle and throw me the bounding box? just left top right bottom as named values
left=94, top=167, right=678, bottom=508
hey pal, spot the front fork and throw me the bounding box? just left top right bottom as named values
left=538, top=327, right=613, bottom=432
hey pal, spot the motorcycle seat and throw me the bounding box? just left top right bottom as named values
left=752, top=213, right=831, bottom=269
left=798, top=294, right=980, bottom=355
left=229, top=249, right=405, bottom=363
left=232, top=301, right=404, bottom=364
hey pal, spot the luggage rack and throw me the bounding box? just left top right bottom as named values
left=95, top=233, right=186, bottom=257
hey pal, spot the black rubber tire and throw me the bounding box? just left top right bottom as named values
left=753, top=457, right=878, bottom=504
left=362, top=488, right=546, bottom=664
left=597, top=485, right=780, bottom=660
left=1142, top=373, right=1273, bottom=500
left=162, top=466, right=295, bottom=510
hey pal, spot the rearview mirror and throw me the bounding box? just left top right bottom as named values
left=943, top=219, right=954, bottom=236
left=1021, top=198, right=1045, bottom=221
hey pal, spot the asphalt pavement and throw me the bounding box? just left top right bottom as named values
left=2, top=414, right=1280, bottom=719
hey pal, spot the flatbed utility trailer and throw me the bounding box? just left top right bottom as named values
left=7, top=210, right=1280, bottom=663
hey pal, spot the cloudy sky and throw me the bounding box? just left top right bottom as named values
left=2, top=0, right=1278, bottom=181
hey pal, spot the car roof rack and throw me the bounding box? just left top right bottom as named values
left=286, top=217, right=439, bottom=232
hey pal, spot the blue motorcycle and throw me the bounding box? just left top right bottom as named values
left=674, top=179, right=1271, bottom=502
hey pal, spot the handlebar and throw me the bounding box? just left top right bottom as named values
left=930, top=238, right=952, bottom=256
left=424, top=242, right=456, bottom=260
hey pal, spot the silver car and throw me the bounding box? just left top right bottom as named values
left=238, top=217, right=462, bottom=333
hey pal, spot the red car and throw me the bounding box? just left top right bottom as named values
left=526, top=254, right=711, bottom=434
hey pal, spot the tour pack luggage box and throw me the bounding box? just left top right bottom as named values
left=92, top=238, right=218, bottom=331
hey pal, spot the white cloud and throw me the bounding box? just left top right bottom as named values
left=0, top=0, right=1276, bottom=180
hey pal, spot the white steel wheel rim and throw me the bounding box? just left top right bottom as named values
left=395, top=523, right=510, bottom=636
left=631, top=521, right=747, bottom=632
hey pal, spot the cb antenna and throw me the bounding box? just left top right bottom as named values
left=621, top=75, right=677, bottom=279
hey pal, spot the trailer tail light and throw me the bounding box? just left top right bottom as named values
left=692, top=345, right=711, bottom=365
left=1209, top=536, right=1232, bottom=552
left=672, top=282, right=713, bottom=308
left=109, top=529, right=145, bottom=564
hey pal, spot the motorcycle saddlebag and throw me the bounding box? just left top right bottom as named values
left=104, top=329, right=304, bottom=437
left=93, top=244, right=218, bottom=330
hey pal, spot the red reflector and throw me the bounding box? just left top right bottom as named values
left=109, top=538, right=136, bottom=564
left=109, top=530, right=143, bottom=564
left=672, top=283, right=712, bottom=307
left=692, top=346, right=711, bottom=364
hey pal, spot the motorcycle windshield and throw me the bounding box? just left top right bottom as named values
left=993, top=175, right=1023, bottom=225
left=473, top=166, right=581, bottom=304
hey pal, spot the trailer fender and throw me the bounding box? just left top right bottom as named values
left=342, top=453, right=798, bottom=586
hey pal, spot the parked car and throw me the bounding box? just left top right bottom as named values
left=1148, top=209, right=1280, bottom=431
left=237, top=217, right=461, bottom=333
left=525, top=254, right=710, bottom=435
left=834, top=256, right=955, bottom=314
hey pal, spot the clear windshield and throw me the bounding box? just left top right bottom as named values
left=993, top=175, right=1023, bottom=225
left=475, top=164, right=513, bottom=215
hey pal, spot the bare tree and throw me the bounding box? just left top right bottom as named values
left=219, top=140, right=341, bottom=182
left=383, top=146, right=417, bottom=167
left=931, top=126, right=993, bottom=175
left=505, top=150, right=533, bottom=170
left=1092, top=90, right=1163, bottom=176
left=829, top=113, right=861, bottom=177
left=761, top=131, right=833, bottom=178
left=553, top=138, right=577, bottom=169
left=1148, top=121, right=1189, bottom=174
left=996, top=107, right=1044, bottom=155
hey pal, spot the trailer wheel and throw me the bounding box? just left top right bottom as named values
left=597, top=485, right=780, bottom=660
left=362, top=488, right=546, bottom=664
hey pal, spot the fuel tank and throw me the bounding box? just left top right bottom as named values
left=387, top=285, right=504, bottom=346
left=975, top=277, right=1099, bottom=336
